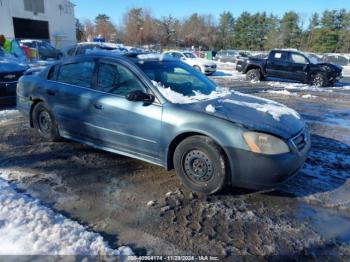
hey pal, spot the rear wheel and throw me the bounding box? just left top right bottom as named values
left=311, top=72, right=328, bottom=87
left=173, top=136, right=227, bottom=195
left=246, top=69, right=262, bottom=81
left=32, top=102, right=60, bottom=141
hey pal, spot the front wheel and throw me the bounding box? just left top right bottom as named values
left=311, top=72, right=328, bottom=87
left=32, top=102, right=60, bottom=141
left=173, top=136, right=227, bottom=195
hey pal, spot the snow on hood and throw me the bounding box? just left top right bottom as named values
left=221, top=97, right=300, bottom=121
left=152, top=81, right=303, bottom=137
left=152, top=80, right=300, bottom=121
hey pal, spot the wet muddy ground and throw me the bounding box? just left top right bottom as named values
left=0, top=74, right=350, bottom=259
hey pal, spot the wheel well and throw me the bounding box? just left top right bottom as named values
left=29, top=99, right=43, bottom=127
left=166, top=132, right=230, bottom=173
left=245, top=65, right=261, bottom=74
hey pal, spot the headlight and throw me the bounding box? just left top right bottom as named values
left=243, top=132, right=290, bottom=155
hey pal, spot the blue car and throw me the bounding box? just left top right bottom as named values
left=17, top=53, right=311, bottom=195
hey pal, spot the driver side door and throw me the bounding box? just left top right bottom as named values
left=89, top=59, right=163, bottom=163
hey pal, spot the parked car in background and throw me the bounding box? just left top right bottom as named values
left=322, top=54, right=349, bottom=66
left=64, top=42, right=128, bottom=57
left=214, top=50, right=240, bottom=63
left=20, top=40, right=63, bottom=60
left=164, top=50, right=217, bottom=75
left=17, top=52, right=310, bottom=195
left=0, top=47, right=29, bottom=105
left=237, top=49, right=343, bottom=87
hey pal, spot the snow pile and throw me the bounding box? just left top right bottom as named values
left=152, top=81, right=230, bottom=104
left=221, top=98, right=300, bottom=121
left=302, top=94, right=317, bottom=99
left=0, top=110, right=20, bottom=123
left=0, top=178, right=133, bottom=256
left=264, top=90, right=297, bottom=96
left=205, top=104, right=216, bottom=113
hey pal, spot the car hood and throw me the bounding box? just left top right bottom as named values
left=314, top=62, right=342, bottom=72
left=183, top=92, right=304, bottom=139
left=0, top=57, right=28, bottom=72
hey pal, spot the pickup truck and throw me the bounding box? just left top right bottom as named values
left=236, top=50, right=343, bottom=87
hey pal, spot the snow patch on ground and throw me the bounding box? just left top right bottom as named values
left=264, top=90, right=297, bottom=96
left=0, top=174, right=133, bottom=256
left=0, top=110, right=20, bottom=123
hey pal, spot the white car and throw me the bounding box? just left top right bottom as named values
left=164, top=51, right=217, bottom=75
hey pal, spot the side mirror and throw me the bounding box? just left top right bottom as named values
left=181, top=57, right=186, bottom=61
left=126, top=90, right=155, bottom=103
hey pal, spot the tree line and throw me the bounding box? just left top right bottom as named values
left=76, top=8, right=350, bottom=53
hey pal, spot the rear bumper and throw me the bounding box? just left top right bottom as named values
left=228, top=136, right=311, bottom=190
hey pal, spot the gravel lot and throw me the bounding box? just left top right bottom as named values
left=0, top=68, right=350, bottom=259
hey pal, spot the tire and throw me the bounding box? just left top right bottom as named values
left=311, top=72, right=328, bottom=87
left=246, top=69, right=262, bottom=81
left=32, top=102, right=60, bottom=141
left=193, top=65, right=202, bottom=72
left=173, top=136, right=227, bottom=195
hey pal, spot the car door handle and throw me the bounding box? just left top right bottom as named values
left=93, top=103, right=103, bottom=110
left=47, top=89, right=56, bottom=96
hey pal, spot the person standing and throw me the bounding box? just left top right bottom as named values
left=0, top=35, right=11, bottom=53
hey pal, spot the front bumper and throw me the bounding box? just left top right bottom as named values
left=204, top=66, right=217, bottom=74
left=228, top=130, right=311, bottom=190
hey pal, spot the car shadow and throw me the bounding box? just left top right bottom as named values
left=267, top=134, right=350, bottom=198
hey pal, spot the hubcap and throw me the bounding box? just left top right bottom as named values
left=183, top=150, right=214, bottom=182
left=38, top=111, right=52, bottom=134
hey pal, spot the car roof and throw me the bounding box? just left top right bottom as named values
left=65, top=51, right=176, bottom=64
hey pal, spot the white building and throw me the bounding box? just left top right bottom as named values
left=0, top=0, right=76, bottom=48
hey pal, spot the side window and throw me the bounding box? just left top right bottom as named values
left=272, top=52, right=288, bottom=62
left=171, top=52, right=182, bottom=59
left=47, top=65, right=58, bottom=80
left=67, top=47, right=76, bottom=56
left=290, top=53, right=308, bottom=64
left=97, top=63, right=145, bottom=96
left=57, top=62, right=95, bottom=88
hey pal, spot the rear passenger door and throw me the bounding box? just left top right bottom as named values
left=266, top=51, right=289, bottom=79
left=288, top=52, right=310, bottom=81
left=47, top=59, right=98, bottom=137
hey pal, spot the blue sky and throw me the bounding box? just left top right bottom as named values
left=72, top=0, right=349, bottom=25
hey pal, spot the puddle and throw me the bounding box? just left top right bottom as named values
left=297, top=203, right=350, bottom=244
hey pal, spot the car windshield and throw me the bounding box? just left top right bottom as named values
left=137, top=61, right=218, bottom=98
left=304, top=53, right=321, bottom=64
left=183, top=52, right=196, bottom=59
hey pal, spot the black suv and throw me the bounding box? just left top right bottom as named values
left=236, top=50, right=343, bottom=87
left=0, top=46, right=29, bottom=105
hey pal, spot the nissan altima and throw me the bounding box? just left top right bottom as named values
left=17, top=53, right=311, bottom=195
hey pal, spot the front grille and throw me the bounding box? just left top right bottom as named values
left=292, top=129, right=308, bottom=151
left=0, top=71, right=24, bottom=83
